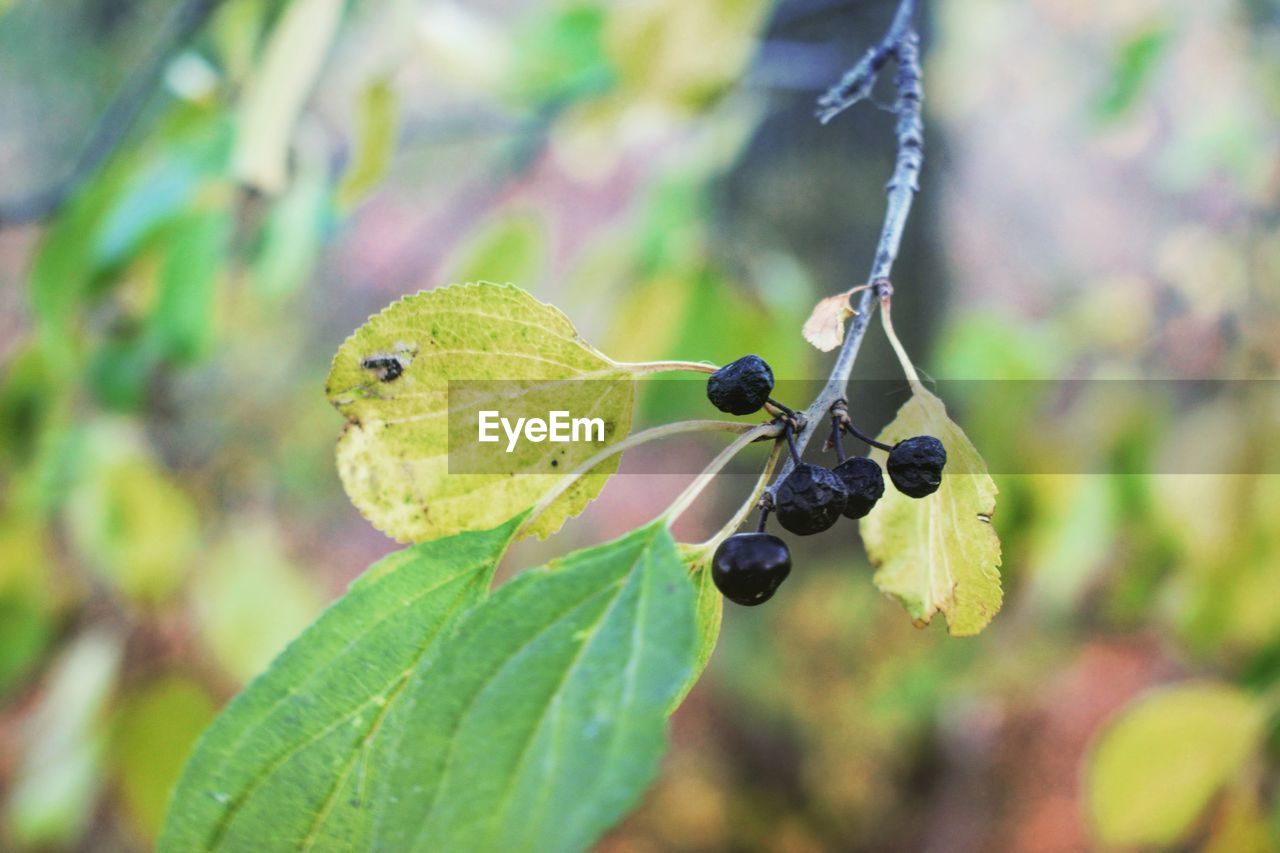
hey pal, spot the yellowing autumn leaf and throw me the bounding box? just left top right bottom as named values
left=860, top=386, right=1002, bottom=635
left=802, top=291, right=857, bottom=352
left=326, top=282, right=634, bottom=542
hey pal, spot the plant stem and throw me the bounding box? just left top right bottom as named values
left=689, top=439, right=783, bottom=552
left=767, top=0, right=924, bottom=498
left=516, top=418, right=758, bottom=538
left=832, top=415, right=848, bottom=462
left=844, top=421, right=894, bottom=453
left=618, top=360, right=718, bottom=376
left=662, top=422, right=781, bottom=528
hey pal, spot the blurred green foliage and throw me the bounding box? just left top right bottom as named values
left=1, top=0, right=1279, bottom=850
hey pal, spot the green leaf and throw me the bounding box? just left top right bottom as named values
left=1096, top=24, right=1171, bottom=121
left=860, top=386, right=1003, bottom=636
left=1085, top=681, right=1266, bottom=848
left=336, top=77, right=399, bottom=209
left=159, top=519, right=520, bottom=851
left=146, top=209, right=231, bottom=364
left=672, top=543, right=722, bottom=708
left=374, top=521, right=697, bottom=851
left=232, top=0, right=344, bottom=193
left=326, top=282, right=634, bottom=542
left=111, top=675, right=217, bottom=844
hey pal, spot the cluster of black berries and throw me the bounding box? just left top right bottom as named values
left=704, top=355, right=947, bottom=606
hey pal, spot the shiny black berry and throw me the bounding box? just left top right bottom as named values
left=887, top=435, right=946, bottom=498
left=706, top=355, right=774, bottom=416
left=833, top=456, right=885, bottom=518
left=774, top=463, right=848, bottom=535
left=711, top=532, right=792, bottom=606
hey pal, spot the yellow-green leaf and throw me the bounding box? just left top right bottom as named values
left=110, top=675, right=217, bottom=844
left=672, top=543, right=723, bottom=708
left=326, top=282, right=634, bottom=542
left=859, top=386, right=1002, bottom=636
left=336, top=77, right=399, bottom=209
left=1084, top=681, right=1266, bottom=848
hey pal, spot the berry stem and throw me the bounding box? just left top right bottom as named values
left=756, top=506, right=771, bottom=533
left=517, top=418, right=763, bottom=538
left=690, top=438, right=784, bottom=553
left=783, top=421, right=803, bottom=466
left=844, top=421, right=894, bottom=453
left=880, top=298, right=924, bottom=390
left=831, top=415, right=848, bottom=462
left=766, top=398, right=795, bottom=416
left=617, top=359, right=718, bottom=376
left=662, top=422, right=783, bottom=530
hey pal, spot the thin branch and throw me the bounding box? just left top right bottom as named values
left=768, top=0, right=924, bottom=494
left=815, top=0, right=917, bottom=124
left=0, top=0, right=227, bottom=228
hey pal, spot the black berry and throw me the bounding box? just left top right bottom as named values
left=712, top=532, right=792, bottom=606
left=833, top=456, right=885, bottom=518
left=707, top=355, right=774, bottom=416
left=774, top=463, right=848, bottom=535
left=887, top=435, right=946, bottom=498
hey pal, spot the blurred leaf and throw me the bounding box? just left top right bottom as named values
left=605, top=0, right=768, bottom=109
left=146, top=208, right=232, bottom=364
left=336, top=77, right=399, bottom=209
left=508, top=2, right=615, bottom=103
left=1085, top=681, right=1266, bottom=848
left=1204, top=787, right=1274, bottom=853
left=162, top=519, right=518, bottom=849
left=94, top=112, right=232, bottom=267
left=375, top=522, right=697, bottom=851
left=0, top=345, right=58, bottom=472
left=861, top=386, right=1003, bottom=636
left=111, top=675, right=217, bottom=844
left=444, top=210, right=547, bottom=287
left=1022, top=475, right=1117, bottom=615
left=29, top=165, right=130, bottom=373
left=4, top=629, right=123, bottom=848
left=65, top=448, right=199, bottom=604
left=251, top=151, right=331, bottom=300
left=0, top=515, right=55, bottom=695
left=191, top=522, right=323, bottom=683
left=232, top=0, right=344, bottom=193
left=86, top=336, right=159, bottom=411
left=1096, top=24, right=1172, bottom=120
left=326, top=282, right=633, bottom=542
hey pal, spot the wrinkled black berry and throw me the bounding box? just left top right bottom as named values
left=712, top=532, right=792, bottom=606
left=706, top=355, right=774, bottom=415
left=833, top=456, right=885, bottom=519
left=887, top=435, right=946, bottom=498
left=774, top=463, right=848, bottom=535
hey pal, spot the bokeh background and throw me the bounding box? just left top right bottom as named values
left=2, top=0, right=1279, bottom=849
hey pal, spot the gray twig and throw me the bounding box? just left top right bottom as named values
left=0, top=0, right=227, bottom=228
left=768, top=0, right=924, bottom=493
left=815, top=0, right=918, bottom=124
